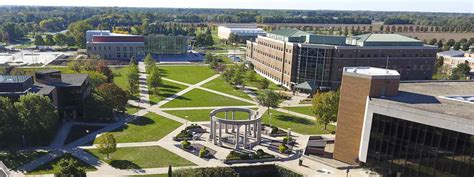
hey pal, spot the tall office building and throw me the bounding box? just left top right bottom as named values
left=246, top=29, right=437, bottom=90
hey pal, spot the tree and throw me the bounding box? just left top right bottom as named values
left=96, top=61, right=114, bottom=82
left=45, top=34, right=55, bottom=46
left=53, top=33, right=67, bottom=47
left=82, top=71, right=107, bottom=88
left=257, top=78, right=270, bottom=90
left=435, top=56, right=444, bottom=72
left=97, top=133, right=117, bottom=159
left=67, top=60, right=82, bottom=72
left=68, top=20, right=92, bottom=48
left=144, top=53, right=156, bottom=73
left=147, top=65, right=162, bottom=95
left=56, top=155, right=86, bottom=177
left=14, top=93, right=58, bottom=141
left=222, top=67, right=235, bottom=82
left=126, top=63, right=140, bottom=95
left=311, top=91, right=339, bottom=130
left=96, top=83, right=129, bottom=113
left=82, top=60, right=97, bottom=71
left=453, top=42, right=461, bottom=50
left=451, top=62, right=471, bottom=80
left=228, top=33, right=238, bottom=44
left=34, top=35, right=45, bottom=46
left=0, top=97, right=18, bottom=143
left=83, top=93, right=113, bottom=121
left=168, top=165, right=172, bottom=177
left=428, top=38, right=437, bottom=45
left=256, top=89, right=280, bottom=115
left=246, top=71, right=256, bottom=83
left=232, top=69, right=245, bottom=86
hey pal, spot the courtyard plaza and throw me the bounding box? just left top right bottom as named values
left=2, top=62, right=370, bottom=177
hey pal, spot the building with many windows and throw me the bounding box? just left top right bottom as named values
left=333, top=67, right=473, bottom=177
left=0, top=70, right=91, bottom=119
left=246, top=29, right=437, bottom=90
left=86, top=30, right=190, bottom=60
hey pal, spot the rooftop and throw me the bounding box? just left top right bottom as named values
left=0, top=75, right=31, bottom=83
left=437, top=50, right=466, bottom=57
left=349, top=33, right=423, bottom=47
left=268, top=29, right=309, bottom=38
left=343, top=67, right=400, bottom=76
left=371, top=81, right=474, bottom=120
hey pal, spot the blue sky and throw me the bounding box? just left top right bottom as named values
left=1, top=0, right=472, bottom=13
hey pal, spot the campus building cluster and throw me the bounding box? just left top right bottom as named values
left=0, top=70, right=91, bottom=119
left=218, top=24, right=266, bottom=42
left=246, top=29, right=437, bottom=90
left=437, top=50, right=474, bottom=73
left=333, top=67, right=473, bottom=177
left=86, top=30, right=190, bottom=61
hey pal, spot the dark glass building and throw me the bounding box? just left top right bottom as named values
left=366, top=114, right=473, bottom=177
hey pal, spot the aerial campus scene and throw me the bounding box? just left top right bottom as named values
left=0, top=0, right=472, bottom=177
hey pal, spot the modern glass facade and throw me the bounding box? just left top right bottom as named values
left=295, top=47, right=330, bottom=86
left=366, top=113, right=473, bottom=177
left=145, top=36, right=188, bottom=55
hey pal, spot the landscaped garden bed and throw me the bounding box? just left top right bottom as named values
left=28, top=153, right=96, bottom=175
left=267, top=140, right=294, bottom=155
left=223, top=149, right=277, bottom=164
left=176, top=142, right=216, bottom=159
left=263, top=124, right=287, bottom=137
left=173, top=124, right=206, bottom=141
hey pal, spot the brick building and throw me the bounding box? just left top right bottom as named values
left=246, top=29, right=437, bottom=90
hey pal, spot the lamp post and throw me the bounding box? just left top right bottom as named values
left=192, top=132, right=196, bottom=152
left=287, top=128, right=291, bottom=146
left=185, top=116, right=188, bottom=127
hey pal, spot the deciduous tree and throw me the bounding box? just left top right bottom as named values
left=311, top=91, right=339, bottom=130
left=256, top=89, right=280, bottom=115
left=96, top=83, right=129, bottom=113
left=97, top=133, right=117, bottom=159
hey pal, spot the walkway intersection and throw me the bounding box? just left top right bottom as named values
left=8, top=64, right=370, bottom=177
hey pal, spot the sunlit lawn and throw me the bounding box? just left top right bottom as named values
left=94, top=113, right=181, bottom=143
left=111, top=67, right=129, bottom=91
left=149, top=80, right=188, bottom=104
left=281, top=106, right=314, bottom=117
left=164, top=108, right=256, bottom=122
left=86, top=146, right=195, bottom=169
left=161, top=89, right=253, bottom=108
left=261, top=110, right=335, bottom=135
left=125, top=105, right=141, bottom=115
left=160, top=66, right=215, bottom=84
left=202, top=76, right=252, bottom=100
left=28, top=154, right=96, bottom=175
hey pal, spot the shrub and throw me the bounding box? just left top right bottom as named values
left=181, top=140, right=191, bottom=149
left=271, top=126, right=279, bottom=134
left=239, top=152, right=250, bottom=160
left=278, top=144, right=288, bottom=153
left=199, top=147, right=209, bottom=158
left=176, top=130, right=192, bottom=139
left=256, top=149, right=264, bottom=157
left=283, top=136, right=293, bottom=144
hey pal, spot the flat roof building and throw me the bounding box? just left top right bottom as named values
left=333, top=67, right=473, bottom=176
left=218, top=24, right=266, bottom=42
left=0, top=70, right=91, bottom=119
left=246, top=29, right=437, bottom=90
left=86, top=30, right=190, bottom=61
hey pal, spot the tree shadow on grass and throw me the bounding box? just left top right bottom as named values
left=158, top=68, right=168, bottom=77
left=128, top=117, right=155, bottom=126
left=110, top=160, right=141, bottom=169
left=275, top=115, right=314, bottom=125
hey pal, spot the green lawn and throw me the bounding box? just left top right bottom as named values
left=202, top=76, right=252, bottom=100
left=126, top=105, right=141, bottom=115
left=246, top=71, right=283, bottom=91
left=281, top=106, right=314, bottom=117
left=164, top=109, right=255, bottom=122
left=0, top=150, right=49, bottom=169
left=28, top=154, right=96, bottom=175
left=94, top=113, right=181, bottom=143
left=149, top=80, right=188, bottom=104
left=111, top=67, right=129, bottom=91
left=87, top=146, right=195, bottom=169
left=261, top=110, right=335, bottom=135
left=161, top=89, right=253, bottom=108
left=160, top=66, right=215, bottom=84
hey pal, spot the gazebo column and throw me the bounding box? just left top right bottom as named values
left=244, top=125, right=248, bottom=149
left=253, top=123, right=257, bottom=138
left=231, top=111, right=235, bottom=133
left=209, top=118, right=213, bottom=140
left=219, top=122, right=223, bottom=146
left=235, top=125, right=240, bottom=149
left=225, top=112, right=228, bottom=133
left=256, top=122, right=261, bottom=144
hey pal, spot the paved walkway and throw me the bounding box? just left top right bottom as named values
left=12, top=70, right=370, bottom=176
left=137, top=61, right=151, bottom=108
